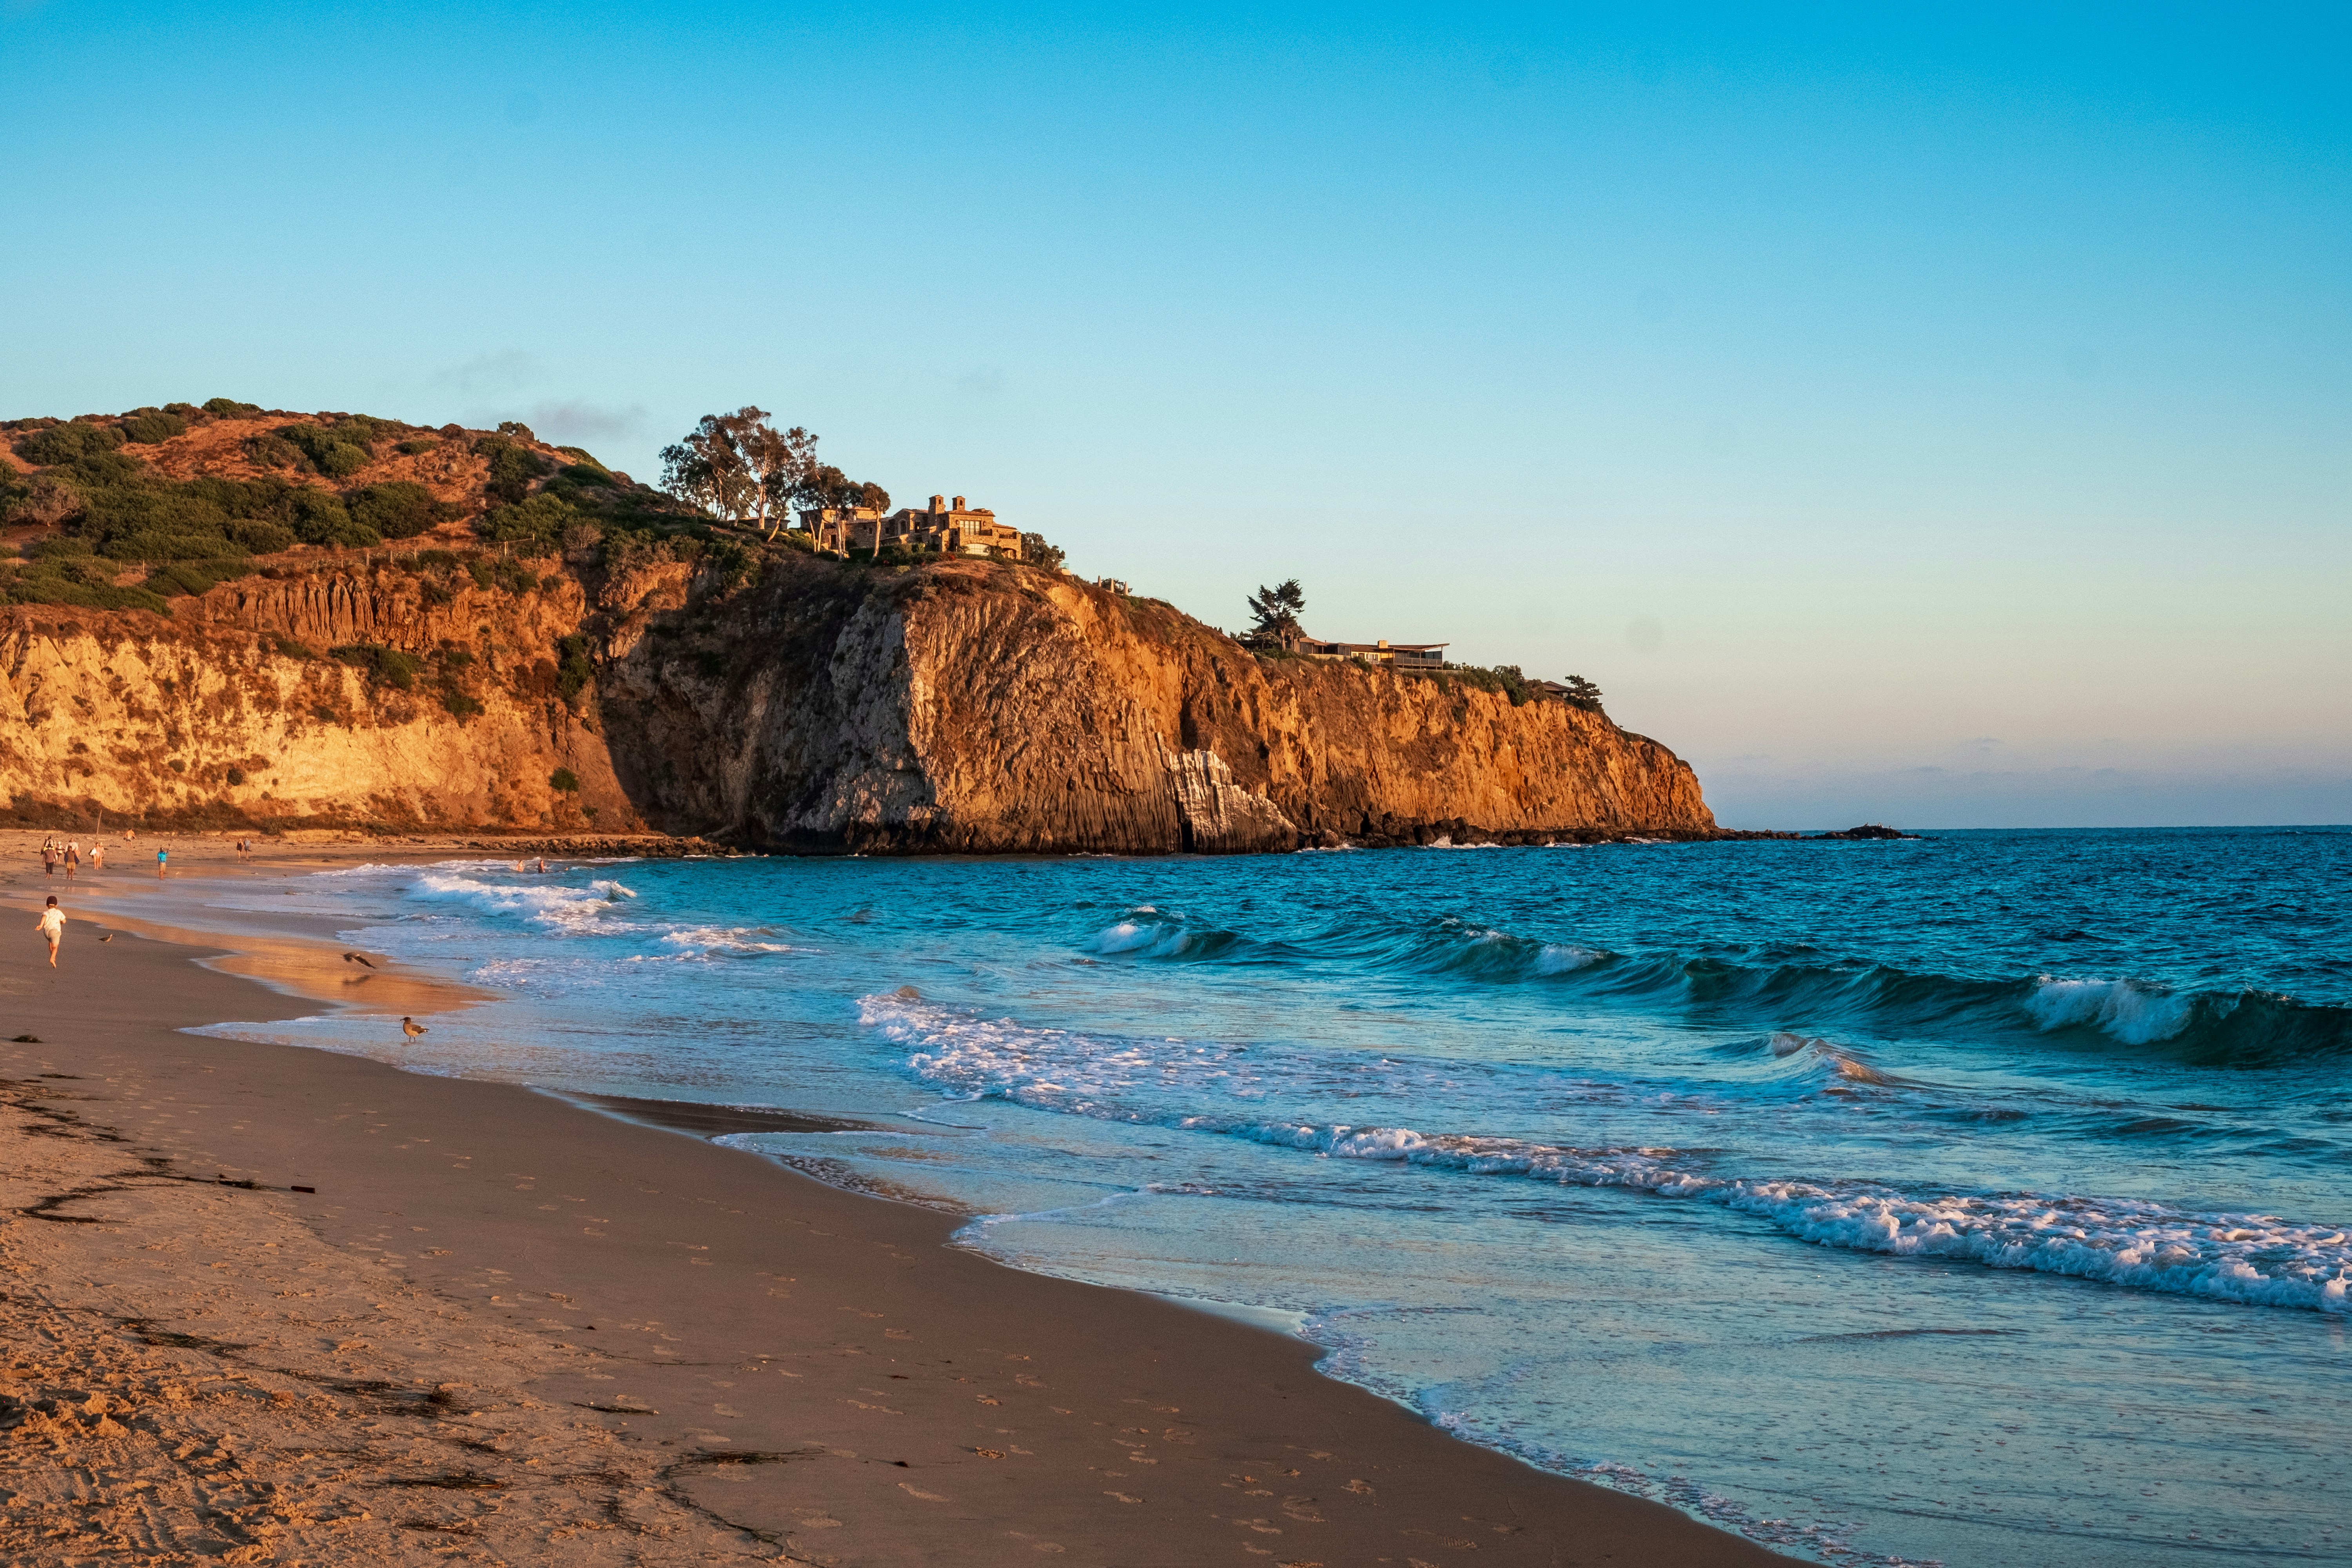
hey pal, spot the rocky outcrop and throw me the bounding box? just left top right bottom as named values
left=595, top=556, right=1718, bottom=851
left=0, top=564, right=647, bottom=833
left=0, top=550, right=1719, bottom=851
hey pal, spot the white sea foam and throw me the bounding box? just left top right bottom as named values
left=1209, top=1119, right=2351, bottom=1312
left=2026, top=976, right=2196, bottom=1044
left=860, top=993, right=1272, bottom=1114
left=404, top=870, right=639, bottom=935
left=1533, top=943, right=1606, bottom=975
left=863, top=993, right=2352, bottom=1315
left=656, top=925, right=796, bottom=956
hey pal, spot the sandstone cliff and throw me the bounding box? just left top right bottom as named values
left=0, top=550, right=1717, bottom=851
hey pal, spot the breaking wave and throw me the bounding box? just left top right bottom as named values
left=860, top=992, right=2352, bottom=1315
left=1079, top=909, right=2348, bottom=1063
left=405, top=869, right=642, bottom=935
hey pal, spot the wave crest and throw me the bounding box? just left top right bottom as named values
left=864, top=993, right=2352, bottom=1315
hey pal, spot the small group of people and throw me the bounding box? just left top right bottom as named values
left=38, top=836, right=103, bottom=880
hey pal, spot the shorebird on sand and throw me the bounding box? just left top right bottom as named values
left=342, top=951, right=376, bottom=968
left=401, top=1017, right=428, bottom=1042
left=98, top=933, right=114, bottom=943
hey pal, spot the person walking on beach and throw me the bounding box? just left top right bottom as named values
left=33, top=896, right=64, bottom=969
left=89, top=840, right=104, bottom=872
left=64, top=840, right=79, bottom=880
left=156, top=846, right=168, bottom=879
left=41, top=840, right=56, bottom=878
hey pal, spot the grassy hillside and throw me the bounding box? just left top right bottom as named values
left=0, top=401, right=719, bottom=611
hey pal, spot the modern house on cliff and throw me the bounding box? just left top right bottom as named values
left=1300, top=637, right=1448, bottom=668
left=797, top=494, right=1023, bottom=559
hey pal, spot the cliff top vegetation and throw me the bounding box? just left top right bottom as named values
left=0, top=401, right=715, bottom=613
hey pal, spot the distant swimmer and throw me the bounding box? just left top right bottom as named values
left=342, top=951, right=377, bottom=968
left=33, top=896, right=63, bottom=968
left=401, top=1017, right=428, bottom=1042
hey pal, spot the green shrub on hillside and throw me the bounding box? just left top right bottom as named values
left=396, top=437, right=439, bottom=456
left=203, top=398, right=263, bottom=417
left=549, top=767, right=580, bottom=793
left=120, top=412, right=187, bottom=445
left=226, top=516, right=299, bottom=554
left=476, top=492, right=573, bottom=552
left=346, top=481, right=449, bottom=541
left=276, top=424, right=371, bottom=479
left=475, top=436, right=550, bottom=504
left=146, top=559, right=254, bottom=597
left=282, top=488, right=377, bottom=547
left=1399, top=662, right=1535, bottom=705
left=470, top=556, right=538, bottom=594
left=242, top=432, right=309, bottom=470
left=554, top=634, right=593, bottom=703
left=15, top=421, right=125, bottom=465
left=2, top=473, right=80, bottom=526
left=0, top=539, right=171, bottom=612
left=330, top=643, right=421, bottom=690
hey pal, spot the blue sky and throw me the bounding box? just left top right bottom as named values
left=4, top=2, right=2345, bottom=827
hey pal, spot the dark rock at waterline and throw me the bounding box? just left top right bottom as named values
left=1811, top=824, right=1918, bottom=840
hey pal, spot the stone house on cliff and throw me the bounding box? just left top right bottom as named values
left=797, top=494, right=1022, bottom=559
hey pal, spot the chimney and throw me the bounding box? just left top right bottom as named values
left=930, top=494, right=945, bottom=514
left=952, top=495, right=965, bottom=511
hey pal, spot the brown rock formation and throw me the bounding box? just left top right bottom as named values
left=0, top=552, right=1717, bottom=852
left=603, top=558, right=1717, bottom=851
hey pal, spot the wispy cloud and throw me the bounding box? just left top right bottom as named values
left=433, top=350, right=541, bottom=395
left=516, top=401, right=650, bottom=445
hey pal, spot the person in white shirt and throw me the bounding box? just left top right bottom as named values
left=34, top=897, right=64, bottom=968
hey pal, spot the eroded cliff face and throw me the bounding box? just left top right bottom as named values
left=598, top=557, right=1717, bottom=851
left=0, top=551, right=1717, bottom=851
left=0, top=564, right=650, bottom=833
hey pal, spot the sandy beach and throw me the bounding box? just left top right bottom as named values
left=0, top=832, right=1795, bottom=1566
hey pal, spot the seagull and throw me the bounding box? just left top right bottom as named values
left=342, top=952, right=376, bottom=968
left=98, top=933, right=115, bottom=943
left=401, top=1017, right=427, bottom=1041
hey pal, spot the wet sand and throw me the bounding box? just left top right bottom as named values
left=0, top=833, right=1797, bottom=1566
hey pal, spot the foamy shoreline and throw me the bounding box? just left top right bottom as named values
left=0, top=833, right=1795, bottom=1566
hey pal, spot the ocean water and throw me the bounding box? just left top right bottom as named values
left=183, top=829, right=2352, bottom=1566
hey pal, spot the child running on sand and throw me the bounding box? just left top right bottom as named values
left=34, top=897, right=63, bottom=968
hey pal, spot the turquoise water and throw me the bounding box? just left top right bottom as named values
left=191, top=829, right=2352, bottom=1566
